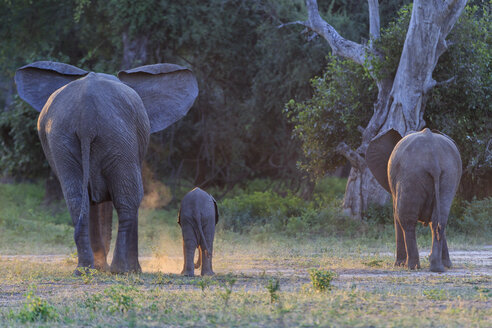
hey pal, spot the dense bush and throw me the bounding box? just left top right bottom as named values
left=218, top=177, right=491, bottom=241
left=449, top=197, right=492, bottom=237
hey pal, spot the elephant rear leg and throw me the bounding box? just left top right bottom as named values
left=90, top=202, right=113, bottom=271
left=441, top=233, right=452, bottom=268
left=398, top=216, right=420, bottom=270
left=182, top=238, right=197, bottom=277
left=394, top=214, right=407, bottom=267
left=110, top=207, right=141, bottom=274
left=57, top=169, right=94, bottom=274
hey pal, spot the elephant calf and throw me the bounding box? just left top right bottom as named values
left=178, top=188, right=218, bottom=276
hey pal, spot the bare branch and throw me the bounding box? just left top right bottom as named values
left=424, top=76, right=456, bottom=93
left=277, top=20, right=306, bottom=29
left=357, top=126, right=366, bottom=134
left=304, top=0, right=367, bottom=65
left=336, top=142, right=366, bottom=169
left=436, top=76, right=456, bottom=87
left=367, top=0, right=380, bottom=40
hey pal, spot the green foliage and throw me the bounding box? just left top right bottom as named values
left=309, top=269, right=336, bottom=292
left=218, top=274, right=236, bottom=307
left=423, top=289, right=448, bottom=301
left=221, top=190, right=305, bottom=233
left=266, top=278, right=281, bottom=303
left=0, top=182, right=72, bottom=252
left=77, top=267, right=98, bottom=284
left=449, top=197, right=492, bottom=236
left=286, top=55, right=376, bottom=177
left=16, top=286, right=58, bottom=323
left=368, top=4, right=412, bottom=80
left=0, top=98, right=49, bottom=178
left=364, top=202, right=393, bottom=225
left=104, top=285, right=138, bottom=314
left=425, top=4, right=492, bottom=186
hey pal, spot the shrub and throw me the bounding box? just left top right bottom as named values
left=450, top=197, right=492, bottom=237
left=220, top=190, right=305, bottom=233
left=309, top=269, right=337, bottom=292
left=16, top=287, right=58, bottom=322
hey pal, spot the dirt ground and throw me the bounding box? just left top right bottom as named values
left=0, top=247, right=490, bottom=298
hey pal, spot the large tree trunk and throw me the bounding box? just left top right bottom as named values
left=121, top=32, right=148, bottom=70
left=299, top=0, right=467, bottom=219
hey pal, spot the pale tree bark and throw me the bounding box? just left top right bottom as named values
left=296, top=0, right=467, bottom=219
left=121, top=32, right=148, bottom=70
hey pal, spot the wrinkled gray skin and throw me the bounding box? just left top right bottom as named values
left=178, top=188, right=218, bottom=277
left=366, top=128, right=462, bottom=272
left=15, top=61, right=198, bottom=274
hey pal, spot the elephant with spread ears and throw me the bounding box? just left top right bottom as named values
left=15, top=61, right=198, bottom=274
left=366, top=128, right=462, bottom=272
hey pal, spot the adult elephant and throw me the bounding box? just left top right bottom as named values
left=366, top=128, right=462, bottom=272
left=15, top=61, right=198, bottom=274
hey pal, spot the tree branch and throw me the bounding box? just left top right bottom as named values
left=303, top=0, right=367, bottom=65
left=367, top=0, right=380, bottom=40
left=336, top=142, right=366, bottom=169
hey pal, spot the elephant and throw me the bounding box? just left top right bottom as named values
left=366, top=128, right=462, bottom=272
left=15, top=61, right=198, bottom=274
left=178, top=187, right=218, bottom=276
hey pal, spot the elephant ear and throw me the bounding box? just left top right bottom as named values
left=118, top=64, right=198, bottom=133
left=211, top=196, right=219, bottom=225
left=15, top=61, right=88, bottom=112
left=366, top=129, right=403, bottom=192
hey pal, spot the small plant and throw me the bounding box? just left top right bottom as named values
left=362, top=258, right=385, bottom=268
left=309, top=269, right=337, bottom=292
left=152, top=272, right=171, bottom=285
left=77, top=267, right=98, bottom=284
left=16, top=286, right=58, bottom=322
left=423, top=289, right=447, bottom=300
left=219, top=274, right=237, bottom=306
left=104, top=285, right=138, bottom=313
left=83, top=293, right=102, bottom=311
left=198, top=277, right=213, bottom=292
left=266, top=278, right=280, bottom=303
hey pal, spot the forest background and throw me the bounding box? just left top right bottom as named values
left=0, top=0, right=490, bottom=227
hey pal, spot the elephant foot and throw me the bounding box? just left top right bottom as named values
left=442, top=259, right=452, bottom=269
left=94, top=261, right=110, bottom=272
left=201, top=270, right=215, bottom=276
left=181, top=270, right=194, bottom=277
left=430, top=261, right=445, bottom=273
left=73, top=264, right=95, bottom=276
left=110, top=258, right=141, bottom=274
left=406, top=259, right=421, bottom=270
left=394, top=259, right=406, bottom=267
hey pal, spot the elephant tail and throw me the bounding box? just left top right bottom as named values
left=194, top=247, right=202, bottom=269
left=431, top=170, right=442, bottom=241
left=196, top=214, right=211, bottom=259
left=74, top=136, right=91, bottom=243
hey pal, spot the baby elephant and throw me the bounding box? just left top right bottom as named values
left=178, top=187, right=218, bottom=276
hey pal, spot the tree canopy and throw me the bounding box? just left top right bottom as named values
left=0, top=0, right=489, bottom=201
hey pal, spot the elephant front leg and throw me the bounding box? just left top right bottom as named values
left=89, top=202, right=113, bottom=272
left=110, top=208, right=141, bottom=273
left=429, top=222, right=445, bottom=272
left=394, top=217, right=407, bottom=267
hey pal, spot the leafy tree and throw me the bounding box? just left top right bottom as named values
left=287, top=3, right=491, bottom=208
